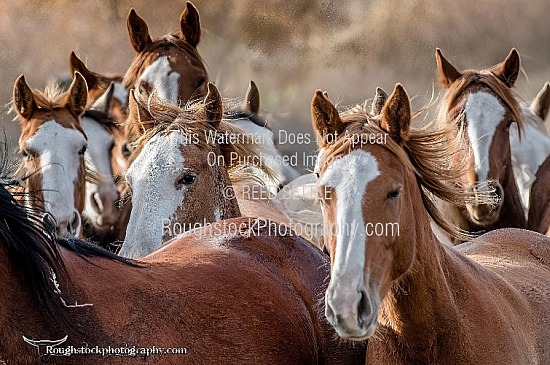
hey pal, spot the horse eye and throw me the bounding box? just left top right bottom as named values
left=122, top=142, right=134, bottom=157
left=78, top=145, right=88, bottom=155
left=387, top=190, right=400, bottom=199
left=21, top=149, right=32, bottom=160
left=177, top=172, right=197, bottom=187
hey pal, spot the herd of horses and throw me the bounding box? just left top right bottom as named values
left=2, top=2, right=550, bottom=364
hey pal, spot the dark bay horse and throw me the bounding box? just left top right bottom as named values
left=0, top=156, right=365, bottom=364
left=313, top=84, right=550, bottom=363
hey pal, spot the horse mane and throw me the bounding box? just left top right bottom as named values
left=31, top=82, right=70, bottom=109
left=0, top=142, right=137, bottom=331
left=122, top=33, right=208, bottom=90
left=127, top=89, right=277, bottom=184
left=436, top=70, right=524, bottom=135
left=323, top=105, right=497, bottom=242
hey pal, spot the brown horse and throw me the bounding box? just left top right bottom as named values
left=119, top=83, right=290, bottom=258
left=313, top=84, right=550, bottom=363
left=436, top=48, right=526, bottom=233
left=12, top=72, right=88, bottom=237
left=0, top=158, right=365, bottom=364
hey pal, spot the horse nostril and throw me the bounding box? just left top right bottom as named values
left=357, top=290, right=371, bottom=327
left=68, top=211, right=81, bottom=236
left=42, top=213, right=57, bottom=232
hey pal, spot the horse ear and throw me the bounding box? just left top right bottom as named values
left=66, top=72, right=88, bottom=117
left=380, top=84, right=411, bottom=144
left=91, top=82, right=115, bottom=114
left=128, top=88, right=154, bottom=134
left=311, top=90, right=343, bottom=147
left=436, top=48, right=461, bottom=88
left=243, top=81, right=260, bottom=114
left=492, top=48, right=520, bottom=88
left=69, top=51, right=99, bottom=91
left=530, top=82, right=550, bottom=121
left=180, top=2, right=201, bottom=48
left=371, top=87, right=388, bottom=115
left=204, top=82, right=223, bottom=127
left=127, top=8, right=152, bottom=53
left=13, top=75, right=37, bottom=120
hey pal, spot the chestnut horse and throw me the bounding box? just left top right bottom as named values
left=313, top=84, right=550, bottom=364
left=435, top=48, right=526, bottom=233
left=12, top=72, right=88, bottom=237
left=119, top=83, right=290, bottom=259
left=0, top=158, right=366, bottom=364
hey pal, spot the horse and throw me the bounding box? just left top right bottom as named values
left=12, top=72, right=88, bottom=237
left=0, top=149, right=366, bottom=364
left=528, top=153, right=550, bottom=235
left=511, top=82, right=550, bottom=217
left=119, top=83, right=291, bottom=259
left=312, top=84, right=550, bottom=364
left=435, top=48, right=526, bottom=233
left=68, top=52, right=132, bottom=247
left=122, top=2, right=207, bottom=106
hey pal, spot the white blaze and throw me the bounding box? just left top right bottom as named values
left=80, top=116, right=117, bottom=223
left=320, top=150, right=380, bottom=294
left=120, top=132, right=188, bottom=259
left=465, top=92, right=505, bottom=182
left=139, top=56, right=180, bottom=104
left=26, top=121, right=86, bottom=233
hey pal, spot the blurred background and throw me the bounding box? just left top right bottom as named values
left=1, top=0, right=549, bottom=171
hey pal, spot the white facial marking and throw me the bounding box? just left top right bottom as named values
left=465, top=92, right=505, bottom=182
left=321, top=150, right=380, bottom=299
left=510, top=105, right=550, bottom=216
left=139, top=56, right=180, bottom=104
left=112, top=82, right=129, bottom=108
left=120, top=132, right=188, bottom=259
left=80, top=117, right=118, bottom=224
left=26, top=121, right=86, bottom=233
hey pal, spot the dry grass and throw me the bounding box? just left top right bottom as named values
left=1, top=0, right=549, bottom=168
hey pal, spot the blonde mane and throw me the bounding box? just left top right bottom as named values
left=322, top=105, right=497, bottom=241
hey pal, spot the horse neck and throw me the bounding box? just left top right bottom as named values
left=376, top=178, right=476, bottom=360
left=494, top=157, right=526, bottom=229
left=212, top=163, right=241, bottom=220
